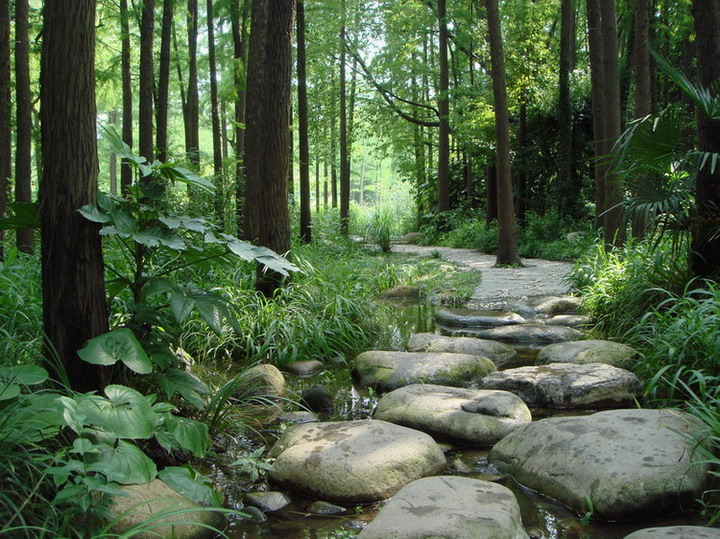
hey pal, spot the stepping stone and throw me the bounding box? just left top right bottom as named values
left=537, top=340, right=638, bottom=367
left=380, top=285, right=424, bottom=299
left=490, top=409, right=709, bottom=521
left=407, top=333, right=516, bottom=366
left=531, top=295, right=582, bottom=316
left=463, top=324, right=584, bottom=345
left=358, top=476, right=529, bottom=539
left=268, top=420, right=446, bottom=503
left=374, top=384, right=531, bottom=445
left=245, top=491, right=291, bottom=513
left=436, top=308, right=526, bottom=328
left=545, top=314, right=592, bottom=327
left=285, top=360, right=324, bottom=377
left=244, top=364, right=285, bottom=397
left=353, top=351, right=495, bottom=392
left=625, top=526, right=720, bottom=538
left=109, top=479, right=223, bottom=538
left=478, top=363, right=641, bottom=408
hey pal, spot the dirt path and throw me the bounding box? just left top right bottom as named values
left=393, top=244, right=573, bottom=309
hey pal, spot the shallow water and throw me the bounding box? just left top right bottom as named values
left=220, top=300, right=707, bottom=538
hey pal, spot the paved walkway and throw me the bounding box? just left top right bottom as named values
left=393, top=244, right=573, bottom=309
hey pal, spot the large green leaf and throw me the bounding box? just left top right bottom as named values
left=109, top=208, right=138, bottom=234
left=156, top=368, right=209, bottom=409
left=194, top=296, right=224, bottom=334
left=166, top=416, right=209, bottom=457
left=77, top=328, right=153, bottom=374
left=0, top=364, right=48, bottom=385
left=0, top=202, right=41, bottom=230
left=80, top=385, right=157, bottom=439
left=169, top=293, right=195, bottom=323
left=86, top=440, right=157, bottom=484
left=77, top=204, right=111, bottom=224
left=158, top=466, right=223, bottom=506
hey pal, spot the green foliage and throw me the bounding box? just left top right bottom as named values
left=230, top=446, right=275, bottom=483
left=362, top=209, right=395, bottom=253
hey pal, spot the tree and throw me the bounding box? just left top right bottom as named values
left=691, top=0, right=720, bottom=279
left=139, top=0, right=155, bottom=168
left=586, top=0, right=605, bottom=229
left=231, top=0, right=251, bottom=234
left=631, top=0, right=651, bottom=238
left=297, top=0, right=312, bottom=243
left=120, top=0, right=133, bottom=194
left=156, top=0, right=174, bottom=163
left=339, top=0, right=350, bottom=234
left=185, top=0, right=200, bottom=169
left=14, top=0, right=33, bottom=253
left=40, top=0, right=110, bottom=392
left=0, top=2, right=9, bottom=261
left=207, top=0, right=224, bottom=226
left=484, top=0, right=520, bottom=266
left=558, top=0, right=578, bottom=218
left=436, top=0, right=450, bottom=213
left=244, top=0, right=293, bottom=296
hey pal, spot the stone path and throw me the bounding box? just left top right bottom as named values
left=393, top=244, right=573, bottom=309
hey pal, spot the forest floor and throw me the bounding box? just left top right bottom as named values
left=392, top=244, right=573, bottom=309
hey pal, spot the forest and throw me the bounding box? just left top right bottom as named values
left=0, top=0, right=719, bottom=537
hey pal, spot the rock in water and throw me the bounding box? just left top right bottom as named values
left=466, top=324, right=584, bottom=345
left=268, top=420, right=446, bottom=503
left=407, top=333, right=516, bottom=366
left=625, top=526, right=720, bottom=538
left=358, top=476, right=529, bottom=539
left=436, top=308, right=526, bottom=328
left=479, top=362, right=641, bottom=408
left=537, top=339, right=638, bottom=367
left=490, top=409, right=709, bottom=521
left=374, top=384, right=531, bottom=445
left=353, top=351, right=495, bottom=391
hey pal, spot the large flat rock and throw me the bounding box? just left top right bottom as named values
left=490, top=409, right=709, bottom=521
left=358, top=476, right=529, bottom=539
left=267, top=420, right=446, bottom=503
left=537, top=339, right=638, bottom=367
left=436, top=308, right=526, bottom=328
left=455, top=324, right=584, bottom=345
left=353, top=351, right=495, bottom=391
left=625, top=526, right=720, bottom=538
left=478, top=362, right=641, bottom=408
left=375, top=384, right=531, bottom=445
left=407, top=333, right=516, bottom=366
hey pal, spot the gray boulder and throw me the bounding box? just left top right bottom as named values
left=490, top=409, right=709, bottom=521
left=380, top=285, right=424, bottom=299
left=407, top=333, right=516, bottom=366
left=545, top=314, right=592, bottom=327
left=285, top=360, right=324, bottom=377
left=625, top=526, right=720, bottom=538
left=436, top=308, right=526, bottom=328
left=374, top=384, right=531, bottom=445
left=244, top=491, right=291, bottom=513
left=244, top=364, right=285, bottom=397
left=268, top=420, right=446, bottom=503
left=353, top=351, right=495, bottom=392
left=358, top=476, right=529, bottom=539
left=109, top=479, right=221, bottom=538
left=479, top=362, right=641, bottom=408
left=537, top=339, right=638, bottom=367
left=468, top=324, right=584, bottom=345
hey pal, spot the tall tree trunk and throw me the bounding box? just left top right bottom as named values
left=558, top=0, right=578, bottom=218
left=599, top=0, right=624, bottom=246
left=339, top=0, right=350, bottom=235
left=436, top=0, right=451, bottom=213
left=631, top=0, right=651, bottom=238
left=244, top=0, right=293, bottom=296
left=109, top=109, right=119, bottom=195
left=139, top=0, right=155, bottom=171
left=691, top=0, right=720, bottom=280
left=586, top=0, right=605, bottom=229
left=207, top=0, right=224, bottom=227
left=323, top=161, right=329, bottom=209
left=232, top=0, right=250, bottom=236
left=297, top=0, right=311, bottom=243
left=186, top=0, right=200, bottom=169
left=484, top=0, right=520, bottom=266
left=120, top=0, right=133, bottom=194
left=156, top=0, right=174, bottom=163
left=315, top=159, right=320, bottom=213
left=41, top=0, right=110, bottom=392
left=517, top=100, right=528, bottom=224
left=486, top=161, right=497, bottom=225
left=0, top=2, right=10, bottom=261
left=14, top=0, right=33, bottom=254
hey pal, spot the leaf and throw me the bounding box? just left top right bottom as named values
left=0, top=384, right=20, bottom=402
left=0, top=202, right=41, bottom=230
left=79, top=385, right=157, bottom=439
left=166, top=416, right=209, bottom=458
left=156, top=368, right=209, bottom=409
left=158, top=466, right=223, bottom=506
left=142, top=277, right=176, bottom=299
left=77, top=328, right=153, bottom=374
left=77, top=204, right=111, bottom=224
left=158, top=215, right=183, bottom=229
left=194, top=296, right=224, bottom=335
left=86, top=440, right=157, bottom=484
left=223, top=236, right=259, bottom=262
left=109, top=208, right=138, bottom=234
left=0, top=364, right=49, bottom=385
left=169, top=293, right=195, bottom=323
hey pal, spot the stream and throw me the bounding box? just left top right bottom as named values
left=216, top=299, right=707, bottom=538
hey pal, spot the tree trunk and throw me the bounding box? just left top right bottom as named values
left=207, top=0, right=224, bottom=227
left=315, top=159, right=320, bottom=213
left=586, top=0, right=605, bottom=229
left=297, top=0, right=311, bottom=243
left=339, top=0, right=350, bottom=235
left=156, top=0, right=174, bottom=163
left=139, top=0, right=155, bottom=171
left=484, top=0, right=520, bottom=266
left=599, top=0, right=624, bottom=247
left=486, top=161, right=497, bottom=225
left=517, top=100, right=528, bottom=224
left=323, top=161, right=329, bottom=209
left=120, top=0, right=133, bottom=194
left=232, top=0, right=251, bottom=236
left=186, top=0, right=200, bottom=169
left=40, top=0, right=110, bottom=392
left=244, top=0, right=293, bottom=296
left=436, top=0, right=451, bottom=213
left=0, top=2, right=10, bottom=261
left=558, top=0, right=578, bottom=218
left=14, top=0, right=33, bottom=254
left=631, top=0, right=651, bottom=238
left=691, top=0, right=720, bottom=280
left=109, top=109, right=119, bottom=195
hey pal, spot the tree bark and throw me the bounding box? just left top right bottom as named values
left=691, top=0, right=720, bottom=280
left=186, top=0, right=200, bottom=169
left=0, top=2, right=10, bottom=261
left=14, top=0, right=33, bottom=253
left=339, top=0, right=350, bottom=235
left=323, top=161, right=329, bottom=209
left=558, top=0, right=578, bottom=218
left=120, top=0, right=133, bottom=194
left=297, top=0, right=311, bottom=243
left=232, top=0, right=251, bottom=236
left=109, top=109, right=119, bottom=195
left=484, top=0, right=520, bottom=266
left=156, top=0, right=174, bottom=163
left=207, top=0, right=224, bottom=227
left=436, top=0, right=451, bottom=213
left=139, top=0, right=155, bottom=172
left=40, top=0, right=110, bottom=392
left=517, top=100, right=527, bottom=224
left=631, top=0, right=651, bottom=238
left=244, top=0, right=293, bottom=296
left=586, top=0, right=605, bottom=229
